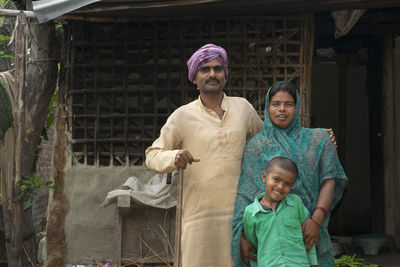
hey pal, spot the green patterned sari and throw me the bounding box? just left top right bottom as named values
left=231, top=82, right=348, bottom=267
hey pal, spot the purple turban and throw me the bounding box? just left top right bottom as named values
left=186, top=43, right=229, bottom=82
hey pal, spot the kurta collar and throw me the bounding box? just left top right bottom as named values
left=252, top=192, right=294, bottom=216
left=197, top=93, right=228, bottom=113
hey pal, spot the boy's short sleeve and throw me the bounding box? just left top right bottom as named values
left=294, top=195, right=310, bottom=223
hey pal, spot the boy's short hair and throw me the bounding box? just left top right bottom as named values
left=265, top=157, right=298, bottom=177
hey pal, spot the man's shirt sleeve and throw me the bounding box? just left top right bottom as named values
left=246, top=100, right=263, bottom=141
left=145, top=112, right=181, bottom=173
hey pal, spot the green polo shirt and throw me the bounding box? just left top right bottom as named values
left=243, top=193, right=318, bottom=267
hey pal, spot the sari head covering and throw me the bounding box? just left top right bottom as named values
left=186, top=43, right=229, bottom=82
left=231, top=81, right=348, bottom=267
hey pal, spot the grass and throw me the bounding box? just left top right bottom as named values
left=335, top=254, right=378, bottom=267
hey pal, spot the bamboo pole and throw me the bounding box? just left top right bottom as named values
left=0, top=8, right=36, bottom=18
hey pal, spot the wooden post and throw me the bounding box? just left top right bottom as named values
left=367, top=37, right=385, bottom=234
left=306, top=16, right=314, bottom=128
left=173, top=169, right=183, bottom=267
left=114, top=206, right=122, bottom=267
left=338, top=56, right=347, bottom=165
left=382, top=34, right=395, bottom=243
left=393, top=35, right=400, bottom=248
left=383, top=34, right=400, bottom=248
left=114, top=195, right=130, bottom=265
left=0, top=6, right=59, bottom=267
left=10, top=11, right=28, bottom=267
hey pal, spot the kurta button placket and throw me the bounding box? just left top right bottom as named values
left=220, top=132, right=224, bottom=151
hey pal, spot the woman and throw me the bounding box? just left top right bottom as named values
left=231, top=81, right=348, bottom=267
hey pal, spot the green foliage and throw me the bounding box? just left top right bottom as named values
left=0, top=35, right=11, bottom=61
left=0, top=1, right=15, bottom=62
left=335, top=255, right=378, bottom=267
left=1, top=54, right=13, bottom=59
left=0, top=35, right=10, bottom=42
left=16, top=173, right=58, bottom=210
left=47, top=83, right=58, bottom=129
left=42, top=87, right=58, bottom=140
left=66, top=141, right=80, bottom=164
left=0, top=17, right=10, bottom=28
left=0, top=1, right=12, bottom=9
left=55, top=22, right=63, bottom=30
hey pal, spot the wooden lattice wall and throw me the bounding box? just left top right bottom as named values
left=63, top=16, right=314, bottom=166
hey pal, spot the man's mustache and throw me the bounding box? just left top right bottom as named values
left=206, top=78, right=220, bottom=84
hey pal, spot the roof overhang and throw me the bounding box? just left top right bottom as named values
left=32, top=0, right=400, bottom=23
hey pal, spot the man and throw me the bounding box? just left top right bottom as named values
left=145, top=43, right=263, bottom=266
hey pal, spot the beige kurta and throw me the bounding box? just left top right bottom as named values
left=145, top=94, right=263, bottom=267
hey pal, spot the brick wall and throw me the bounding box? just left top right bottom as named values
left=33, top=126, right=54, bottom=233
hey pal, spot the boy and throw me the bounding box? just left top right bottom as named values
left=242, top=157, right=318, bottom=267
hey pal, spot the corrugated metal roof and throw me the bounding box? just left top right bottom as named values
left=32, top=0, right=221, bottom=23
left=32, top=0, right=400, bottom=24
left=32, top=0, right=101, bottom=23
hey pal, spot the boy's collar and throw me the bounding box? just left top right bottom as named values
left=252, top=193, right=294, bottom=216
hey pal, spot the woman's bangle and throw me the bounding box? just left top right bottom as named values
left=314, top=206, right=327, bottom=218
left=310, top=217, right=321, bottom=228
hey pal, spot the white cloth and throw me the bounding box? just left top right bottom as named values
left=103, top=171, right=177, bottom=209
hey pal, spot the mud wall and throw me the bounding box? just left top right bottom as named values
left=64, top=165, right=155, bottom=264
